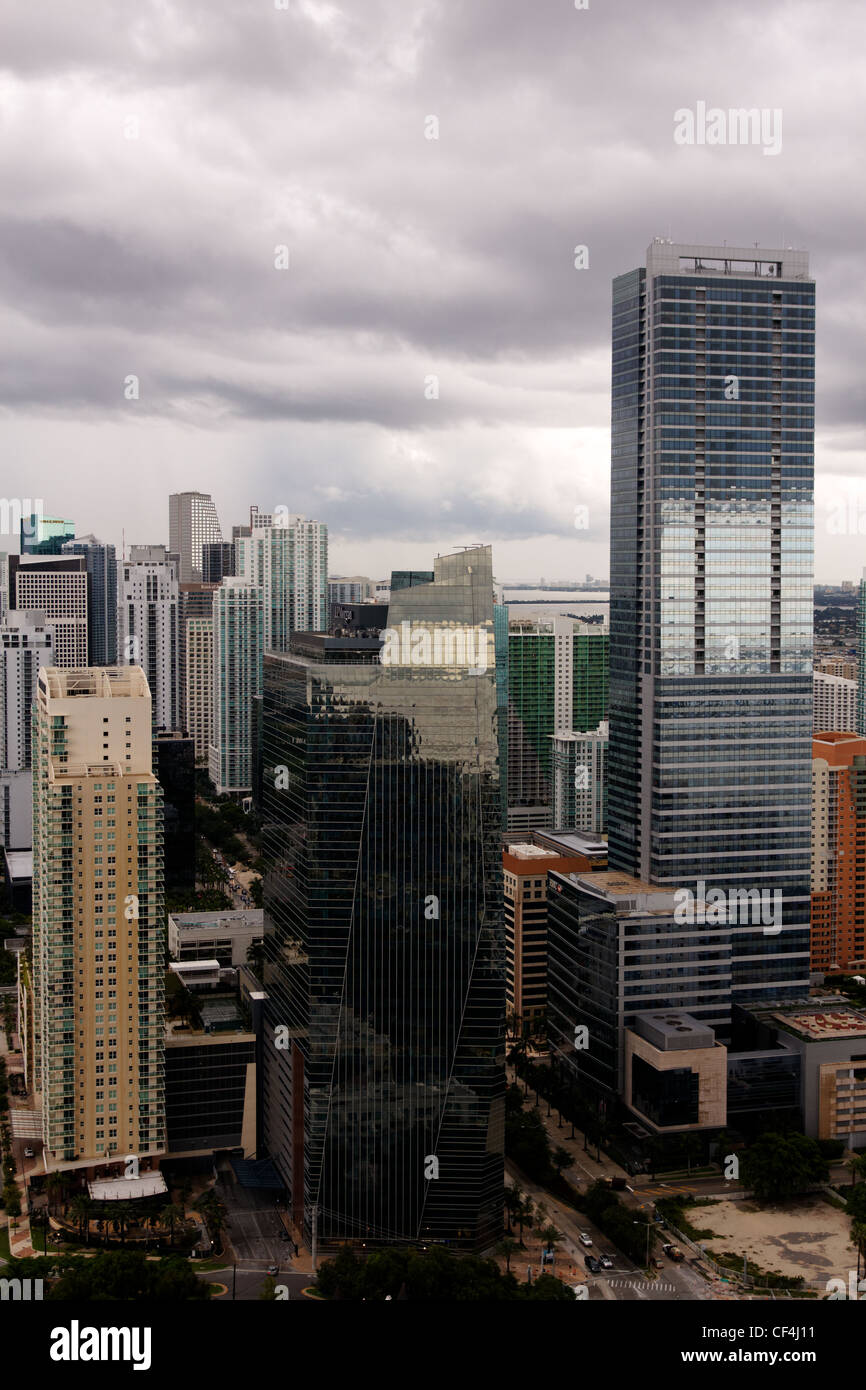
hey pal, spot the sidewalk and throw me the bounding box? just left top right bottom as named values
left=511, top=1071, right=630, bottom=1188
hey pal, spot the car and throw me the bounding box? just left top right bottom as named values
left=266, top=1264, right=279, bottom=1277
left=578, top=1231, right=593, bottom=1246
left=599, top=1253, right=613, bottom=1269
left=662, top=1243, right=685, bottom=1262
left=652, top=1257, right=664, bottom=1269
left=24, top=1146, right=34, bottom=1158
left=584, top=1255, right=601, bottom=1273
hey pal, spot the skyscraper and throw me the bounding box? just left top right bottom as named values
left=811, top=732, right=866, bottom=975
left=118, top=546, right=180, bottom=730
left=168, top=492, right=223, bottom=583
left=61, top=535, right=117, bottom=666
left=178, top=582, right=218, bottom=761
left=259, top=547, right=504, bottom=1251
left=608, top=240, right=814, bottom=1023
left=209, top=579, right=263, bottom=795
left=236, top=516, right=328, bottom=649
left=30, top=666, right=166, bottom=1166
left=201, top=541, right=235, bottom=585
left=10, top=554, right=88, bottom=667
left=0, top=610, right=54, bottom=849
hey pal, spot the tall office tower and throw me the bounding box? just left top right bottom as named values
left=551, top=720, right=608, bottom=831
left=259, top=547, right=504, bottom=1250
left=178, top=582, right=218, bottom=759
left=249, top=505, right=272, bottom=530
left=168, top=492, right=222, bottom=583
left=0, top=611, right=53, bottom=849
left=209, top=579, right=263, bottom=795
left=858, top=571, right=866, bottom=737
left=328, top=575, right=374, bottom=604
left=811, top=733, right=866, bottom=975
left=61, top=535, right=117, bottom=666
left=813, top=672, right=857, bottom=735
left=507, top=618, right=608, bottom=832
left=118, top=546, right=180, bottom=731
left=20, top=515, right=74, bottom=555
left=608, top=241, right=814, bottom=1022
left=30, top=667, right=166, bottom=1166
left=236, top=517, right=328, bottom=649
left=201, top=541, right=235, bottom=585
left=10, top=555, right=88, bottom=667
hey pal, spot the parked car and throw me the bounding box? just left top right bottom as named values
left=599, top=1253, right=613, bottom=1269
left=652, top=1257, right=664, bottom=1269
left=266, top=1264, right=279, bottom=1277
left=24, top=1146, right=34, bottom=1158
left=579, top=1231, right=593, bottom=1246
left=584, top=1255, right=601, bottom=1273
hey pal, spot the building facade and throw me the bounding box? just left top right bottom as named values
left=61, top=535, right=117, bottom=666
left=209, top=579, right=263, bottom=795
left=814, top=672, right=857, bottom=736
left=811, top=732, right=866, bottom=975
left=118, top=546, right=181, bottom=731
left=236, top=517, right=328, bottom=650
left=169, top=492, right=223, bottom=584
left=608, top=240, right=814, bottom=1026
left=259, top=547, right=504, bottom=1250
left=10, top=556, right=88, bottom=668
left=30, top=667, right=165, bottom=1167
left=0, top=611, right=54, bottom=849
left=551, top=720, right=608, bottom=831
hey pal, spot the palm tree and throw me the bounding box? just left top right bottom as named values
left=69, top=1194, right=93, bottom=1246
left=540, top=1223, right=562, bottom=1259
left=852, top=1221, right=866, bottom=1281
left=515, top=1194, right=534, bottom=1248
left=496, top=1237, right=519, bottom=1274
left=45, top=1172, right=65, bottom=1217
left=160, top=1202, right=184, bottom=1248
left=112, top=1201, right=133, bottom=1247
left=504, top=1184, right=522, bottom=1235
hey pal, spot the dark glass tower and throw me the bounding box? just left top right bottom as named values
left=259, top=547, right=505, bottom=1250
left=61, top=535, right=117, bottom=665
left=608, top=241, right=814, bottom=1028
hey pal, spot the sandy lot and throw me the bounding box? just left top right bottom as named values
left=696, top=1196, right=856, bottom=1282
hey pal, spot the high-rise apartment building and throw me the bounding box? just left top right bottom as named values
left=817, top=657, right=856, bottom=681
left=259, top=547, right=504, bottom=1250
left=209, top=579, right=263, bottom=795
left=178, top=582, right=218, bottom=751
left=0, top=611, right=53, bottom=849
left=10, top=555, right=88, bottom=667
left=608, top=240, right=814, bottom=1023
left=61, top=535, right=117, bottom=666
left=814, top=672, right=857, bottom=736
left=20, top=515, right=74, bottom=555
left=118, top=546, right=180, bottom=730
left=551, top=720, right=608, bottom=831
left=507, top=618, right=608, bottom=831
left=235, top=517, right=328, bottom=649
left=328, top=576, right=374, bottom=604
left=858, top=572, right=866, bottom=737
left=811, top=733, right=866, bottom=975
left=168, top=492, right=223, bottom=583
left=30, top=666, right=166, bottom=1166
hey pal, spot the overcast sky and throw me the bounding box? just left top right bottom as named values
left=2, top=0, right=865, bottom=582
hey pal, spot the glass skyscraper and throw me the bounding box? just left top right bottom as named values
left=259, top=547, right=504, bottom=1251
left=608, top=240, right=814, bottom=1028
left=61, top=534, right=117, bottom=666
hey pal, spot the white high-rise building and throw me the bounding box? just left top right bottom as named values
left=12, top=555, right=88, bottom=667
left=118, top=546, right=180, bottom=730
left=169, top=492, right=223, bottom=583
left=814, top=671, right=858, bottom=735
left=185, top=616, right=213, bottom=764
left=0, top=611, right=54, bottom=848
left=209, top=580, right=263, bottom=795
left=236, top=516, right=327, bottom=650
left=551, top=720, right=608, bottom=832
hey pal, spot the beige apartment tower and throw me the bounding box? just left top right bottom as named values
left=31, top=667, right=166, bottom=1168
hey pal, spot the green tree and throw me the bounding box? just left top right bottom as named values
left=552, top=1146, right=573, bottom=1180
left=741, top=1133, right=829, bottom=1204
left=496, top=1237, right=519, bottom=1273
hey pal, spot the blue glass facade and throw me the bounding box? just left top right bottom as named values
left=62, top=536, right=117, bottom=666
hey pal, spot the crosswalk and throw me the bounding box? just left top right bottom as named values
left=608, top=1278, right=677, bottom=1294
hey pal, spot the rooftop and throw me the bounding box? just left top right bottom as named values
left=773, top=1009, right=866, bottom=1042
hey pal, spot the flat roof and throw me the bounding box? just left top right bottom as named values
left=5, top=850, right=33, bottom=880
left=88, top=1173, right=168, bottom=1201
left=774, top=1009, right=866, bottom=1041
